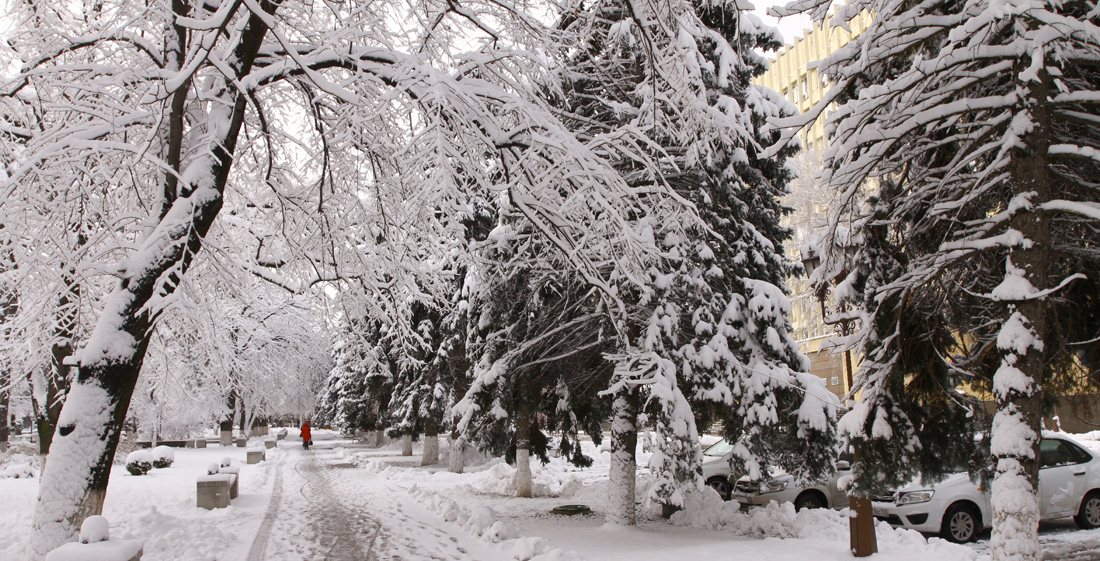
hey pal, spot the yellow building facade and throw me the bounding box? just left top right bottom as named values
left=753, top=12, right=872, bottom=402
left=755, top=12, right=872, bottom=153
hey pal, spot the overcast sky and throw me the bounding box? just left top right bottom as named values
left=751, top=0, right=815, bottom=46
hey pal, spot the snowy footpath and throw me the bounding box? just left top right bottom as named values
left=5, top=430, right=1100, bottom=560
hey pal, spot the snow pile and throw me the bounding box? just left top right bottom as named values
left=0, top=453, right=39, bottom=479
left=669, top=490, right=977, bottom=558
left=80, top=515, right=110, bottom=543
left=409, top=485, right=586, bottom=560
left=117, top=506, right=238, bottom=561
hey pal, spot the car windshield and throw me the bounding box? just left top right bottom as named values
left=703, top=439, right=734, bottom=457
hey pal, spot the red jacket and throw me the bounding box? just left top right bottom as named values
left=301, top=422, right=311, bottom=442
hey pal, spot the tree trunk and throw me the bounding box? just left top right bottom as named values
left=220, top=392, right=235, bottom=447
left=515, top=407, right=533, bottom=498
left=400, top=434, right=413, bottom=456
left=990, top=67, right=1052, bottom=561
left=607, top=387, right=639, bottom=525
left=448, top=427, right=465, bottom=474
left=28, top=5, right=274, bottom=554
left=422, top=419, right=439, bottom=466
left=0, top=375, right=8, bottom=453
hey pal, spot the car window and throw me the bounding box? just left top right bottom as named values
left=1064, top=439, right=1094, bottom=464
left=1041, top=439, right=1084, bottom=468
left=704, top=440, right=735, bottom=457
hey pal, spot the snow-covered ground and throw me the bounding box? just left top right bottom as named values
left=3, top=430, right=1100, bottom=560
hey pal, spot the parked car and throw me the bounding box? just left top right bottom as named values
left=702, top=439, right=737, bottom=500
left=732, top=454, right=854, bottom=511
left=872, top=433, right=1100, bottom=543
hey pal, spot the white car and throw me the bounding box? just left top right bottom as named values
left=732, top=455, right=853, bottom=511
left=701, top=439, right=737, bottom=500
left=872, top=433, right=1100, bottom=543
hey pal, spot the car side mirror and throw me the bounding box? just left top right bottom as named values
left=836, top=460, right=850, bottom=471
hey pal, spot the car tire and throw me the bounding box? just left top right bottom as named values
left=794, top=491, right=826, bottom=511
left=1074, top=491, right=1100, bottom=529
left=941, top=503, right=980, bottom=543
left=707, top=477, right=732, bottom=501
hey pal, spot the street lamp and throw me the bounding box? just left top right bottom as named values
left=800, top=243, right=878, bottom=558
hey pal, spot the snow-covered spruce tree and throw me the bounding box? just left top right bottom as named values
left=557, top=0, right=839, bottom=520
left=317, top=319, right=395, bottom=436
left=774, top=0, right=1100, bottom=558
left=457, top=216, right=616, bottom=497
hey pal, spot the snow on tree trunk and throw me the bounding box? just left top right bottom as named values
left=607, top=389, right=639, bottom=526
left=27, top=6, right=273, bottom=553
left=448, top=433, right=465, bottom=474
left=220, top=393, right=235, bottom=446
left=515, top=410, right=533, bottom=498
left=401, top=435, right=413, bottom=456
left=990, top=70, right=1053, bottom=561
left=422, top=421, right=439, bottom=466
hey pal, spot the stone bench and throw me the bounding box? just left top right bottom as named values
left=46, top=540, right=144, bottom=561
left=135, top=440, right=187, bottom=448
left=219, top=466, right=240, bottom=498
left=197, top=474, right=235, bottom=509
left=264, top=438, right=276, bottom=449
left=247, top=449, right=265, bottom=464
left=235, top=437, right=247, bottom=447
left=184, top=439, right=207, bottom=448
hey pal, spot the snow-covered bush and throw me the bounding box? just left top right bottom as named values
left=207, top=463, right=220, bottom=475
left=151, top=446, right=175, bottom=469
left=0, top=453, right=40, bottom=479
left=220, top=457, right=232, bottom=468
left=125, top=450, right=154, bottom=476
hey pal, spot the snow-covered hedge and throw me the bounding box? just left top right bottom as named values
left=125, top=450, right=154, bottom=476
left=152, top=446, right=175, bottom=469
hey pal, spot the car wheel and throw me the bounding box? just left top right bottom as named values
left=795, top=491, right=826, bottom=511
left=1074, top=491, right=1100, bottom=529
left=941, top=503, right=980, bottom=543
left=707, top=477, right=732, bottom=501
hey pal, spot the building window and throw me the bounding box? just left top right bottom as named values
left=802, top=77, right=809, bottom=100
left=830, top=376, right=840, bottom=386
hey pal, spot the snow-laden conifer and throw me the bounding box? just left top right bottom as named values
left=775, top=0, right=1100, bottom=557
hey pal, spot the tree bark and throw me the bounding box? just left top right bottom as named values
left=607, top=387, right=639, bottom=525
left=515, top=406, right=533, bottom=498
left=220, top=392, right=235, bottom=447
left=0, top=376, right=8, bottom=453
left=28, top=4, right=275, bottom=555
left=422, top=419, right=439, bottom=466
left=990, top=67, right=1052, bottom=561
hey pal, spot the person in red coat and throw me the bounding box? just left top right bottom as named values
left=301, top=420, right=312, bottom=450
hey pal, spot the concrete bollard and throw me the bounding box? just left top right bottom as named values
left=247, top=449, right=265, bottom=464
left=195, top=438, right=207, bottom=448
left=235, top=437, right=247, bottom=447
left=196, top=474, right=234, bottom=509
left=264, top=438, right=276, bottom=449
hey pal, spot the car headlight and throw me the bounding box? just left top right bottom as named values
left=897, top=490, right=934, bottom=505
left=760, top=480, right=788, bottom=494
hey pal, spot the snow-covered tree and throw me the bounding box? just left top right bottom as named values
left=456, top=215, right=616, bottom=496
left=556, top=0, right=839, bottom=522
left=773, top=0, right=1100, bottom=558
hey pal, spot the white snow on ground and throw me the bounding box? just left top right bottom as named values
left=3, top=429, right=1100, bottom=560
